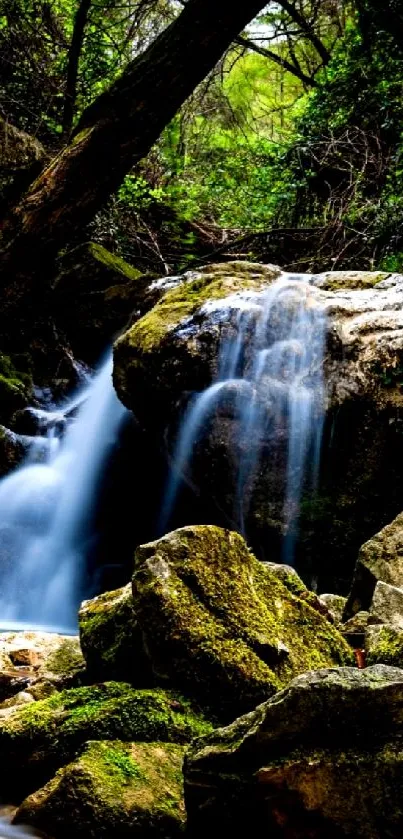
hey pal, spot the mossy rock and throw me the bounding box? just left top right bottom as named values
left=0, top=425, right=25, bottom=476
left=185, top=665, right=403, bottom=838
left=53, top=242, right=152, bottom=363
left=79, top=585, right=151, bottom=682
left=366, top=624, right=403, bottom=667
left=263, top=562, right=333, bottom=620
left=314, top=270, right=389, bottom=291
left=0, top=681, right=212, bottom=796
left=318, top=594, right=347, bottom=624
left=113, top=262, right=281, bottom=424
left=0, top=353, right=32, bottom=422
left=344, top=511, right=403, bottom=619
left=131, top=525, right=353, bottom=722
left=15, top=739, right=185, bottom=838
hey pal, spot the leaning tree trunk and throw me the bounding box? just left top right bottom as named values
left=0, top=0, right=267, bottom=298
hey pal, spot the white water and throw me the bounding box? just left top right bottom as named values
left=0, top=354, right=127, bottom=632
left=160, top=275, right=327, bottom=562
left=0, top=809, right=39, bottom=839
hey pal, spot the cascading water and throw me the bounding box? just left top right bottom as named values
left=160, top=274, right=327, bottom=562
left=0, top=353, right=127, bottom=633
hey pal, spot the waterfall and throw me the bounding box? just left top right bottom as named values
left=160, top=274, right=327, bottom=562
left=0, top=354, right=127, bottom=633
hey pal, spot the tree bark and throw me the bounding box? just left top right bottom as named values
left=61, top=0, right=92, bottom=139
left=0, top=0, right=267, bottom=290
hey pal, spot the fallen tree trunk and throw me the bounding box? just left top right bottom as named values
left=0, top=0, right=267, bottom=295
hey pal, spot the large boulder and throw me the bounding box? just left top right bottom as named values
left=15, top=740, right=186, bottom=838
left=113, top=264, right=403, bottom=593
left=345, top=511, right=403, bottom=618
left=0, top=681, right=212, bottom=796
left=184, top=665, right=403, bottom=838
left=114, top=261, right=282, bottom=426
left=130, top=526, right=352, bottom=721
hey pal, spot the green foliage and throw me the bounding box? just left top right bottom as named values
left=263, top=9, right=403, bottom=269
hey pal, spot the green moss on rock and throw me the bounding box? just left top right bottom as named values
left=79, top=585, right=151, bottom=682
left=131, top=526, right=353, bottom=722
left=15, top=739, right=186, bottom=838
left=316, top=271, right=389, bottom=291
left=0, top=681, right=212, bottom=795
left=53, top=242, right=150, bottom=362
left=113, top=263, right=281, bottom=419
left=116, top=262, right=280, bottom=356
left=366, top=625, right=403, bottom=667
left=0, top=353, right=32, bottom=420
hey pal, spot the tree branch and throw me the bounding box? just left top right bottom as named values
left=278, top=0, right=331, bottom=65
left=235, top=35, right=318, bottom=88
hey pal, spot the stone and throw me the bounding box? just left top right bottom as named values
left=0, top=353, right=32, bottom=425
left=0, top=118, right=45, bottom=172
left=263, top=563, right=333, bottom=620
left=113, top=264, right=403, bottom=594
left=131, top=525, right=353, bottom=722
left=345, top=512, right=403, bottom=618
left=366, top=624, right=403, bottom=667
left=341, top=610, right=381, bottom=648
left=79, top=584, right=150, bottom=682
left=313, top=270, right=389, bottom=291
left=318, top=593, right=347, bottom=623
left=0, top=632, right=85, bottom=705
left=114, top=261, right=282, bottom=426
left=371, top=581, right=403, bottom=627
left=53, top=242, right=152, bottom=363
left=0, top=681, right=212, bottom=797
left=0, top=426, right=25, bottom=476
left=184, top=665, right=403, bottom=838
left=15, top=740, right=186, bottom=838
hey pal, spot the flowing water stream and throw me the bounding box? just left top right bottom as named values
left=0, top=353, right=127, bottom=633
left=0, top=808, right=40, bottom=839
left=160, top=274, right=327, bottom=561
